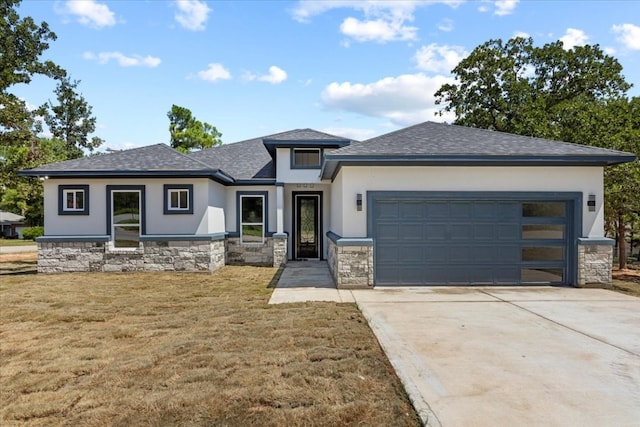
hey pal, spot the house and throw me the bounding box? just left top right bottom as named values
left=20, top=121, right=636, bottom=287
left=0, top=210, right=26, bottom=239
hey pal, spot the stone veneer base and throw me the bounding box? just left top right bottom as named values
left=327, top=232, right=373, bottom=289
left=226, top=235, right=288, bottom=268
left=577, top=238, right=614, bottom=288
left=37, top=238, right=226, bottom=273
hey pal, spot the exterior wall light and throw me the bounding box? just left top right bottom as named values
left=587, top=194, right=596, bottom=212
left=356, top=193, right=362, bottom=211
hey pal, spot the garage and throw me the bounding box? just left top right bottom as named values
left=369, top=192, right=579, bottom=286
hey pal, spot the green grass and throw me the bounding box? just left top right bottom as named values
left=0, top=239, right=37, bottom=247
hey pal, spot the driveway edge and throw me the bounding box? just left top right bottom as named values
left=357, top=302, right=442, bottom=427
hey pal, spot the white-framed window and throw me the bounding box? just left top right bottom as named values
left=64, top=189, right=84, bottom=211
left=292, top=148, right=321, bottom=169
left=240, top=194, right=265, bottom=244
left=109, top=187, right=143, bottom=250
left=58, top=185, right=89, bottom=215
left=164, top=184, right=193, bottom=214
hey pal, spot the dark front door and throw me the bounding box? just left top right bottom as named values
left=295, top=194, right=320, bottom=259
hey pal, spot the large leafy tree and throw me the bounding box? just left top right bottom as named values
left=1, top=0, right=101, bottom=225
left=167, top=104, right=222, bottom=153
left=45, top=76, right=103, bottom=159
left=435, top=37, right=639, bottom=268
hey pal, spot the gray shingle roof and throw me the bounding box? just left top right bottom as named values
left=321, top=121, right=637, bottom=179
left=0, top=211, right=25, bottom=224
left=263, top=128, right=351, bottom=142
left=22, top=144, right=219, bottom=175
left=334, top=121, right=634, bottom=157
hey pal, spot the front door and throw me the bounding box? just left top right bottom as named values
left=294, top=193, right=321, bottom=259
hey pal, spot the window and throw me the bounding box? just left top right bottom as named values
left=292, top=148, right=321, bottom=169
left=58, top=185, right=89, bottom=215
left=163, top=184, right=193, bottom=214
left=239, top=193, right=267, bottom=244
left=107, top=185, right=145, bottom=250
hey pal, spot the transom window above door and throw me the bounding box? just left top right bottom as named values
left=292, top=148, right=321, bottom=169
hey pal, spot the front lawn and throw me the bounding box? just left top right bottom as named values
left=0, top=268, right=419, bottom=426
left=0, top=239, right=37, bottom=247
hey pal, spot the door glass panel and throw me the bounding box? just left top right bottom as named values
left=522, top=224, right=565, bottom=239
left=522, top=202, right=565, bottom=217
left=112, top=191, right=140, bottom=248
left=521, top=268, right=563, bottom=282
left=300, top=199, right=316, bottom=244
left=522, top=246, right=564, bottom=261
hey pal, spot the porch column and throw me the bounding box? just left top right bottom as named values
left=276, top=184, right=284, bottom=234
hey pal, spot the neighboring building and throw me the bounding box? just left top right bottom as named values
left=20, top=121, right=636, bottom=287
left=0, top=211, right=26, bottom=239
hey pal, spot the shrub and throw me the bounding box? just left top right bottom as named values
left=22, top=226, right=44, bottom=240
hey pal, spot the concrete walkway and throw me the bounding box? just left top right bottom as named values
left=268, top=261, right=355, bottom=304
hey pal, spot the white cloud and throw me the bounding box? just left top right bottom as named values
left=320, top=127, right=377, bottom=141
left=291, top=1, right=463, bottom=43
left=414, top=43, right=467, bottom=74
left=258, top=66, right=288, bottom=84
left=494, top=0, right=518, bottom=16
left=560, top=28, right=589, bottom=50
left=340, top=16, right=417, bottom=42
left=321, top=73, right=456, bottom=126
left=437, top=18, right=454, bottom=32
left=612, top=23, right=640, bottom=50
left=604, top=46, right=617, bottom=55
left=64, top=0, right=115, bottom=28
left=174, top=0, right=211, bottom=31
left=513, top=31, right=530, bottom=39
left=197, top=63, right=231, bottom=82
left=83, top=51, right=161, bottom=67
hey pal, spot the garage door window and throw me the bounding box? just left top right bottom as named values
left=522, top=246, right=564, bottom=261
left=523, top=202, right=565, bottom=217
left=522, top=224, right=564, bottom=239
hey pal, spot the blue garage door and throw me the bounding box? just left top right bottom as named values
left=371, top=193, right=574, bottom=285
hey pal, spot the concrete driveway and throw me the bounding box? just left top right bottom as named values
left=352, top=287, right=640, bottom=427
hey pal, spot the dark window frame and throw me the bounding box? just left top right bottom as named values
left=236, top=191, right=268, bottom=245
left=291, top=148, right=322, bottom=169
left=163, top=184, right=194, bottom=215
left=58, top=185, right=90, bottom=215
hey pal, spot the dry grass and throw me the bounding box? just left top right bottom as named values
left=0, top=268, right=419, bottom=426
left=0, top=253, right=37, bottom=275
left=612, top=268, right=640, bottom=297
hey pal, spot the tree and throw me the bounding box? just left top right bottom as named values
left=45, top=76, right=103, bottom=159
left=167, top=104, right=222, bottom=153
left=435, top=37, right=639, bottom=268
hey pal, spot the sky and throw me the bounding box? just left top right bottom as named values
left=13, top=0, right=640, bottom=151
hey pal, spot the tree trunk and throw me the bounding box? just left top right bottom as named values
left=618, top=212, right=627, bottom=270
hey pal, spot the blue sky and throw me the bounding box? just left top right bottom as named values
left=13, top=0, right=640, bottom=151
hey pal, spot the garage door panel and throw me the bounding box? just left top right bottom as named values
left=372, top=196, right=571, bottom=286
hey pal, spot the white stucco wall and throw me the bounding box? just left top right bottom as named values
left=276, top=148, right=323, bottom=183
left=330, top=166, right=605, bottom=238
left=43, top=178, right=222, bottom=236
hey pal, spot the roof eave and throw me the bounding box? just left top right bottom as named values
left=18, top=169, right=236, bottom=184
left=321, top=154, right=638, bottom=180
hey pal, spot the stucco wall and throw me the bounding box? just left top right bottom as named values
left=276, top=148, right=323, bottom=183
left=43, top=178, right=220, bottom=236
left=331, top=166, right=605, bottom=238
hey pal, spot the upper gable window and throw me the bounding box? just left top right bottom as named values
left=292, top=148, right=321, bottom=169
left=58, top=185, right=89, bottom=215
left=163, top=184, right=194, bottom=215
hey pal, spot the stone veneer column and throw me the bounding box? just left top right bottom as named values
left=272, top=233, right=288, bottom=267
left=577, top=238, right=614, bottom=288
left=327, top=232, right=373, bottom=289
